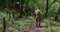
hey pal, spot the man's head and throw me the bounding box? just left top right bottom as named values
left=34, top=9, right=42, bottom=15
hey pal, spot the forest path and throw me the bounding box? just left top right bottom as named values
left=28, top=23, right=44, bottom=32
left=28, top=27, right=44, bottom=32
left=28, top=19, right=45, bottom=32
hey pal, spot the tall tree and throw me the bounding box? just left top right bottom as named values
left=2, top=17, right=6, bottom=32
left=24, top=0, right=29, bottom=17
left=44, top=0, right=48, bottom=18
left=19, top=0, right=24, bottom=18
left=44, top=0, right=57, bottom=18
left=8, top=0, right=11, bottom=21
left=12, top=0, right=16, bottom=18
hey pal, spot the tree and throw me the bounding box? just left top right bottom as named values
left=44, top=0, right=48, bottom=18
left=19, top=0, right=24, bottom=18
left=2, top=17, right=6, bottom=32
left=44, top=0, right=57, bottom=18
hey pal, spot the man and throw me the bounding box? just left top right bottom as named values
left=34, top=8, right=44, bottom=28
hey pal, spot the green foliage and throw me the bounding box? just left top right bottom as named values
left=0, top=0, right=60, bottom=32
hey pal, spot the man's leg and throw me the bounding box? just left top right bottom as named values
left=36, top=22, right=39, bottom=27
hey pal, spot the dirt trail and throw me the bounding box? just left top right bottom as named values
left=28, top=21, right=44, bottom=32
left=28, top=27, right=44, bottom=32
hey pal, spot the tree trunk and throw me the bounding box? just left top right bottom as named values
left=19, top=0, right=24, bottom=18
left=2, top=17, right=6, bottom=32
left=12, top=0, right=15, bottom=18
left=25, top=0, right=29, bottom=17
left=44, top=0, right=48, bottom=18
left=44, top=0, right=57, bottom=18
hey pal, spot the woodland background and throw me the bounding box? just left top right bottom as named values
left=0, top=0, right=60, bottom=32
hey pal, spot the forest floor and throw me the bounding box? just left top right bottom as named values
left=0, top=17, right=60, bottom=32
left=0, top=12, right=60, bottom=32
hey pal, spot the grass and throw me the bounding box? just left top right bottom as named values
left=44, top=19, right=60, bottom=32
left=0, top=12, right=60, bottom=32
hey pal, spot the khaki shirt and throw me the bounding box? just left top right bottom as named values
left=34, top=9, right=42, bottom=22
